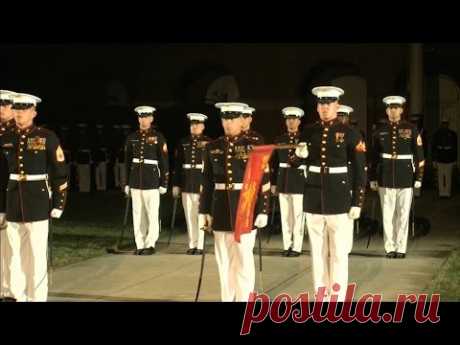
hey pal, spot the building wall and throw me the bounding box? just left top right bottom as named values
left=131, top=43, right=409, bottom=140
left=3, top=43, right=411, bottom=141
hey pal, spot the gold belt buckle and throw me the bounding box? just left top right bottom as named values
left=18, top=174, right=27, bottom=181
left=227, top=183, right=234, bottom=190
left=391, top=154, right=397, bottom=159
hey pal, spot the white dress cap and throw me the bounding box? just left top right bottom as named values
left=312, top=86, right=344, bottom=99
left=12, top=93, right=42, bottom=105
left=338, top=105, right=354, bottom=114
left=282, top=106, right=304, bottom=118
left=215, top=102, right=249, bottom=113
left=187, top=113, right=208, bottom=122
left=382, top=96, right=406, bottom=106
left=134, top=105, right=156, bottom=115
left=242, top=106, right=255, bottom=115
left=0, top=90, right=16, bottom=101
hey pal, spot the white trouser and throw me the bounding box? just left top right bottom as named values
left=213, top=230, right=257, bottom=302
left=438, top=163, right=454, bottom=197
left=131, top=189, right=160, bottom=249
left=7, top=220, right=49, bottom=302
left=95, top=162, right=107, bottom=191
left=306, top=213, right=353, bottom=302
left=77, top=164, right=91, bottom=192
left=378, top=187, right=413, bottom=254
left=114, top=162, right=127, bottom=189
left=182, top=193, right=204, bottom=250
left=279, top=193, right=304, bottom=252
left=1, top=229, right=12, bottom=298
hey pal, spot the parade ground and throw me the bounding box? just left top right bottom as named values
left=47, top=188, right=460, bottom=302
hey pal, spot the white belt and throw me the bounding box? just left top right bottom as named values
left=215, top=183, right=243, bottom=190
left=183, top=164, right=203, bottom=169
left=308, top=166, right=348, bottom=174
left=132, top=158, right=158, bottom=165
left=279, top=163, right=306, bottom=170
left=10, top=174, right=48, bottom=181
left=381, top=153, right=413, bottom=160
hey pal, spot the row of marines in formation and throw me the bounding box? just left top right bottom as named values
left=0, top=86, right=424, bottom=302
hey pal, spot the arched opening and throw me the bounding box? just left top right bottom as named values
left=205, top=75, right=240, bottom=104
left=173, top=63, right=239, bottom=139
left=301, top=61, right=368, bottom=135
left=332, top=75, right=368, bottom=137
left=439, top=74, right=460, bottom=163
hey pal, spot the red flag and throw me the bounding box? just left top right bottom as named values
left=234, top=145, right=276, bottom=243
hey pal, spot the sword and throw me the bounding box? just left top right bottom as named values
left=195, top=227, right=211, bottom=302
left=257, top=227, right=264, bottom=293
left=411, top=191, right=416, bottom=238
left=159, top=200, right=162, bottom=234
left=48, top=218, right=55, bottom=287
left=355, top=219, right=360, bottom=236
left=302, top=211, right=308, bottom=243
left=106, top=194, right=134, bottom=254
left=0, top=225, right=4, bottom=298
left=167, top=197, right=179, bottom=247
left=266, top=195, right=277, bottom=244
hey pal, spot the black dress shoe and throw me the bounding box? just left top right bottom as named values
left=135, top=249, right=144, bottom=255
left=195, top=249, right=203, bottom=255
left=288, top=250, right=301, bottom=257
left=395, top=252, right=406, bottom=259
left=186, top=248, right=196, bottom=255
left=3, top=297, right=16, bottom=302
left=386, top=251, right=396, bottom=258
left=141, top=247, right=155, bottom=255
left=282, top=249, right=291, bottom=257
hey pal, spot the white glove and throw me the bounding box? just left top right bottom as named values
left=50, top=209, right=63, bottom=219
left=0, top=213, right=6, bottom=230
left=124, top=185, right=130, bottom=196
left=295, top=142, right=309, bottom=159
left=254, top=214, right=268, bottom=228
left=370, top=181, right=379, bottom=191
left=172, top=186, right=181, bottom=198
left=198, top=214, right=213, bottom=231
left=414, top=181, right=422, bottom=189
left=271, top=185, right=277, bottom=196
left=159, top=186, right=167, bottom=195
left=348, top=207, right=361, bottom=220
